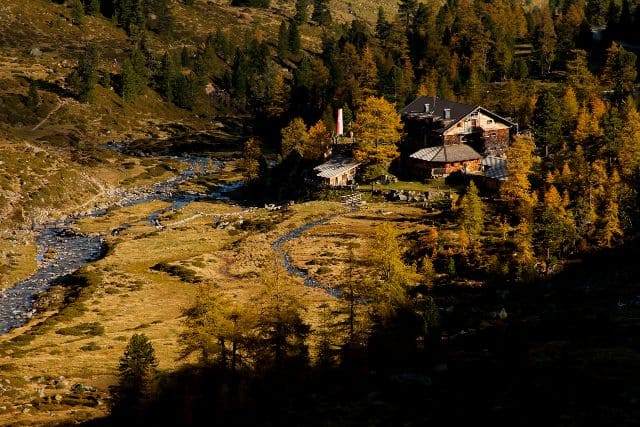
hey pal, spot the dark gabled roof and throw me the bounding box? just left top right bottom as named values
left=401, top=97, right=477, bottom=121
left=314, top=156, right=360, bottom=179
left=401, top=97, right=516, bottom=133
left=410, top=144, right=482, bottom=163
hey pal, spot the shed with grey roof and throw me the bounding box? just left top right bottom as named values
left=314, top=157, right=360, bottom=187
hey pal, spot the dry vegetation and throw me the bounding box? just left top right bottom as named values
left=0, top=194, right=379, bottom=424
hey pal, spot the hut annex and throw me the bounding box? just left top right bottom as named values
left=314, top=156, right=360, bottom=187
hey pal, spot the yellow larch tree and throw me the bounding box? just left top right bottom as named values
left=280, top=117, right=308, bottom=158
left=305, top=120, right=331, bottom=161
left=351, top=96, right=402, bottom=167
left=500, top=134, right=536, bottom=219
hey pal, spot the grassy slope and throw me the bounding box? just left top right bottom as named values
left=0, top=1, right=416, bottom=424
left=0, top=199, right=346, bottom=425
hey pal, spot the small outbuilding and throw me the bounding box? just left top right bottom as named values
left=409, top=144, right=482, bottom=178
left=476, top=156, right=508, bottom=190
left=314, top=156, right=360, bottom=187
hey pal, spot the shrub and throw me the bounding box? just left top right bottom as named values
left=80, top=342, right=101, bottom=351
left=56, top=322, right=104, bottom=337
left=151, top=262, right=202, bottom=283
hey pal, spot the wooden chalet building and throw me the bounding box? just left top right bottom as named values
left=314, top=156, right=360, bottom=187
left=409, top=144, right=482, bottom=178
left=401, top=97, right=516, bottom=156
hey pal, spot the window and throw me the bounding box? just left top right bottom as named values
left=490, top=132, right=497, bottom=137
left=487, top=119, right=494, bottom=124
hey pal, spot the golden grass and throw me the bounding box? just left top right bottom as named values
left=0, top=192, right=434, bottom=424
left=0, top=230, right=37, bottom=289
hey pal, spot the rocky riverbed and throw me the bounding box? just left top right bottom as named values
left=0, top=156, right=242, bottom=335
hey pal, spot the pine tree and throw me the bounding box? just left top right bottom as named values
left=280, top=117, right=308, bottom=157
left=368, top=222, right=415, bottom=304
left=398, top=0, right=418, bottom=25
left=121, top=59, right=138, bottom=102
left=375, top=6, right=390, bottom=40
left=351, top=96, right=402, bottom=168
left=71, top=0, right=85, bottom=25
left=179, top=286, right=230, bottom=364
left=242, top=137, right=263, bottom=183
left=255, top=265, right=310, bottom=371
left=602, top=42, right=638, bottom=104
left=294, top=0, right=309, bottom=25
left=501, top=134, right=536, bottom=220
left=289, top=21, right=301, bottom=55
left=75, top=43, right=100, bottom=103
left=513, top=219, right=535, bottom=267
left=618, top=103, right=640, bottom=179
left=85, top=0, right=100, bottom=15
left=458, top=181, right=484, bottom=241
left=306, top=120, right=330, bottom=160
left=312, top=0, right=332, bottom=26
left=26, top=81, right=40, bottom=110
left=160, top=51, right=177, bottom=103
left=110, top=334, right=158, bottom=420
left=120, top=49, right=148, bottom=102
left=597, top=190, right=623, bottom=247
left=266, top=69, right=289, bottom=119
left=278, top=20, right=289, bottom=58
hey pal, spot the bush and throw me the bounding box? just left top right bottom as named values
left=80, top=342, right=101, bottom=351
left=56, top=322, right=104, bottom=337
left=151, top=262, right=202, bottom=283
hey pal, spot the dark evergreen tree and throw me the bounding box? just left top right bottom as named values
left=75, top=43, right=100, bottom=102
left=26, top=81, right=40, bottom=110
left=110, top=334, right=158, bottom=421
left=375, top=6, right=390, bottom=41
left=231, top=48, right=249, bottom=102
left=398, top=0, right=418, bottom=25
left=84, top=0, right=100, bottom=15
left=533, top=91, right=563, bottom=156
left=160, top=51, right=177, bottom=103
left=278, top=20, right=289, bottom=58
left=289, top=21, right=301, bottom=55
left=312, top=0, right=332, bottom=26
left=174, top=74, right=196, bottom=110
left=120, top=48, right=148, bottom=102
left=181, top=46, right=191, bottom=68
left=294, top=0, right=309, bottom=25
left=230, top=0, right=270, bottom=8
left=71, top=0, right=85, bottom=25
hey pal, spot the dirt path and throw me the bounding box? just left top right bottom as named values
left=31, top=98, right=66, bottom=131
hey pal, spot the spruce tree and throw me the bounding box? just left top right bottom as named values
left=160, top=51, right=177, bottom=103
left=26, top=81, right=40, bottom=110
left=294, top=0, right=309, bottom=25
left=85, top=0, right=100, bottom=15
left=76, top=43, right=100, bottom=103
left=312, top=0, right=332, bottom=26
left=121, top=59, right=137, bottom=102
left=71, top=0, right=85, bottom=25
left=458, top=181, right=484, bottom=241
left=110, top=334, right=158, bottom=420
left=278, top=20, right=289, bottom=58
left=289, top=21, right=301, bottom=55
